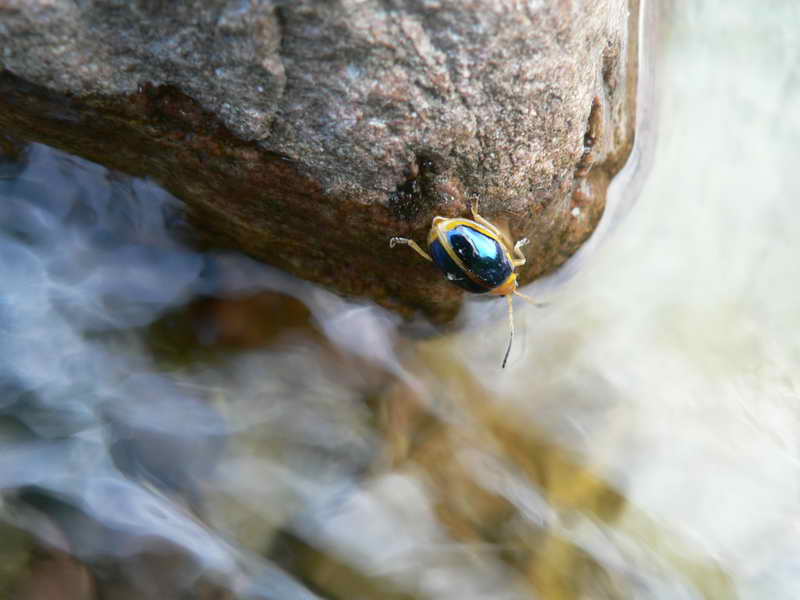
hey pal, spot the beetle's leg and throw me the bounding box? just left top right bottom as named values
left=502, top=294, right=515, bottom=368
left=468, top=197, right=480, bottom=220
left=469, top=198, right=506, bottom=238
left=511, top=237, right=529, bottom=267
left=473, top=207, right=511, bottom=243
left=470, top=198, right=496, bottom=231
left=513, top=288, right=548, bottom=308
left=389, top=237, right=433, bottom=262
left=468, top=199, right=520, bottom=251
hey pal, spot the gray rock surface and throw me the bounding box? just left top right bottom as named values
left=0, top=0, right=639, bottom=322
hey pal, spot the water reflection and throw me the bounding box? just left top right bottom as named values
left=1, top=0, right=800, bottom=598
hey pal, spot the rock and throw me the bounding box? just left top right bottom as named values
left=0, top=0, right=639, bottom=323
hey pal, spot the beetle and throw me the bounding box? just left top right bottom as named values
left=389, top=199, right=541, bottom=367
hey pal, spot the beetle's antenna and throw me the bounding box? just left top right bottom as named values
left=502, top=294, right=514, bottom=368
left=512, top=289, right=548, bottom=308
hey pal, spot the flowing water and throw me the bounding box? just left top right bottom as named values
left=1, top=1, right=799, bottom=598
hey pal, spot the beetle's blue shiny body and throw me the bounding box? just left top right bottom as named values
left=429, top=224, right=513, bottom=293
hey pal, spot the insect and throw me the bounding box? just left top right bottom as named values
left=390, top=199, right=542, bottom=367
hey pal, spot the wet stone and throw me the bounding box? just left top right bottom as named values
left=0, top=0, right=640, bottom=323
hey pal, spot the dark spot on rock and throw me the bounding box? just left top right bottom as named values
left=388, top=150, right=453, bottom=220
left=415, top=150, right=446, bottom=176
left=388, top=176, right=422, bottom=220
left=575, top=96, right=604, bottom=178
left=602, top=41, right=620, bottom=96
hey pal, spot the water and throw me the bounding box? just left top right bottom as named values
left=1, top=1, right=799, bottom=598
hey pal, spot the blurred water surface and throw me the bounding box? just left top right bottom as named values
left=2, top=1, right=800, bottom=599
